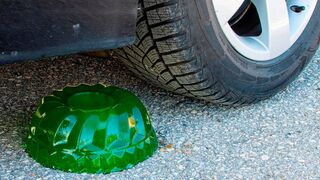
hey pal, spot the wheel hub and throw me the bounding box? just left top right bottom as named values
left=212, top=0, right=318, bottom=61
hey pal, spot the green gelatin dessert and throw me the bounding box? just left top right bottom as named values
left=26, top=84, right=158, bottom=174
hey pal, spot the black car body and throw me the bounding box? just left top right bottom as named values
left=0, top=0, right=138, bottom=64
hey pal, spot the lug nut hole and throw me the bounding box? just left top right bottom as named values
left=290, top=5, right=306, bottom=13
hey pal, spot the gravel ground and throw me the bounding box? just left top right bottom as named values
left=0, top=50, right=319, bottom=179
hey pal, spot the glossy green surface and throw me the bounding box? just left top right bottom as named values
left=26, top=84, right=158, bottom=174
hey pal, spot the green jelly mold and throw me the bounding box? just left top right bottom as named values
left=26, top=84, right=158, bottom=174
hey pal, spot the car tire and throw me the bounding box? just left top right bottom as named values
left=115, top=0, right=320, bottom=105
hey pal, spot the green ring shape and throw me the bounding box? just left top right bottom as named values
left=26, top=84, right=158, bottom=174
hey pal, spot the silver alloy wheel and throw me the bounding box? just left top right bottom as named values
left=212, top=0, right=318, bottom=61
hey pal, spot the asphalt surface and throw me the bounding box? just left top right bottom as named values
left=0, top=50, right=319, bottom=179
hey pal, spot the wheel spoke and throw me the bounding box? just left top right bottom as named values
left=252, top=0, right=291, bottom=57
left=213, top=0, right=317, bottom=60
left=213, top=0, right=246, bottom=26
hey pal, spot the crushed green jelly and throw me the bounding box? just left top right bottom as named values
left=26, top=84, right=158, bottom=174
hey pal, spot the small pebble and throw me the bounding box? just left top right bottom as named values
left=261, top=155, right=270, bottom=161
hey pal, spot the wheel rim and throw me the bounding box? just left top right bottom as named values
left=212, top=0, right=318, bottom=61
